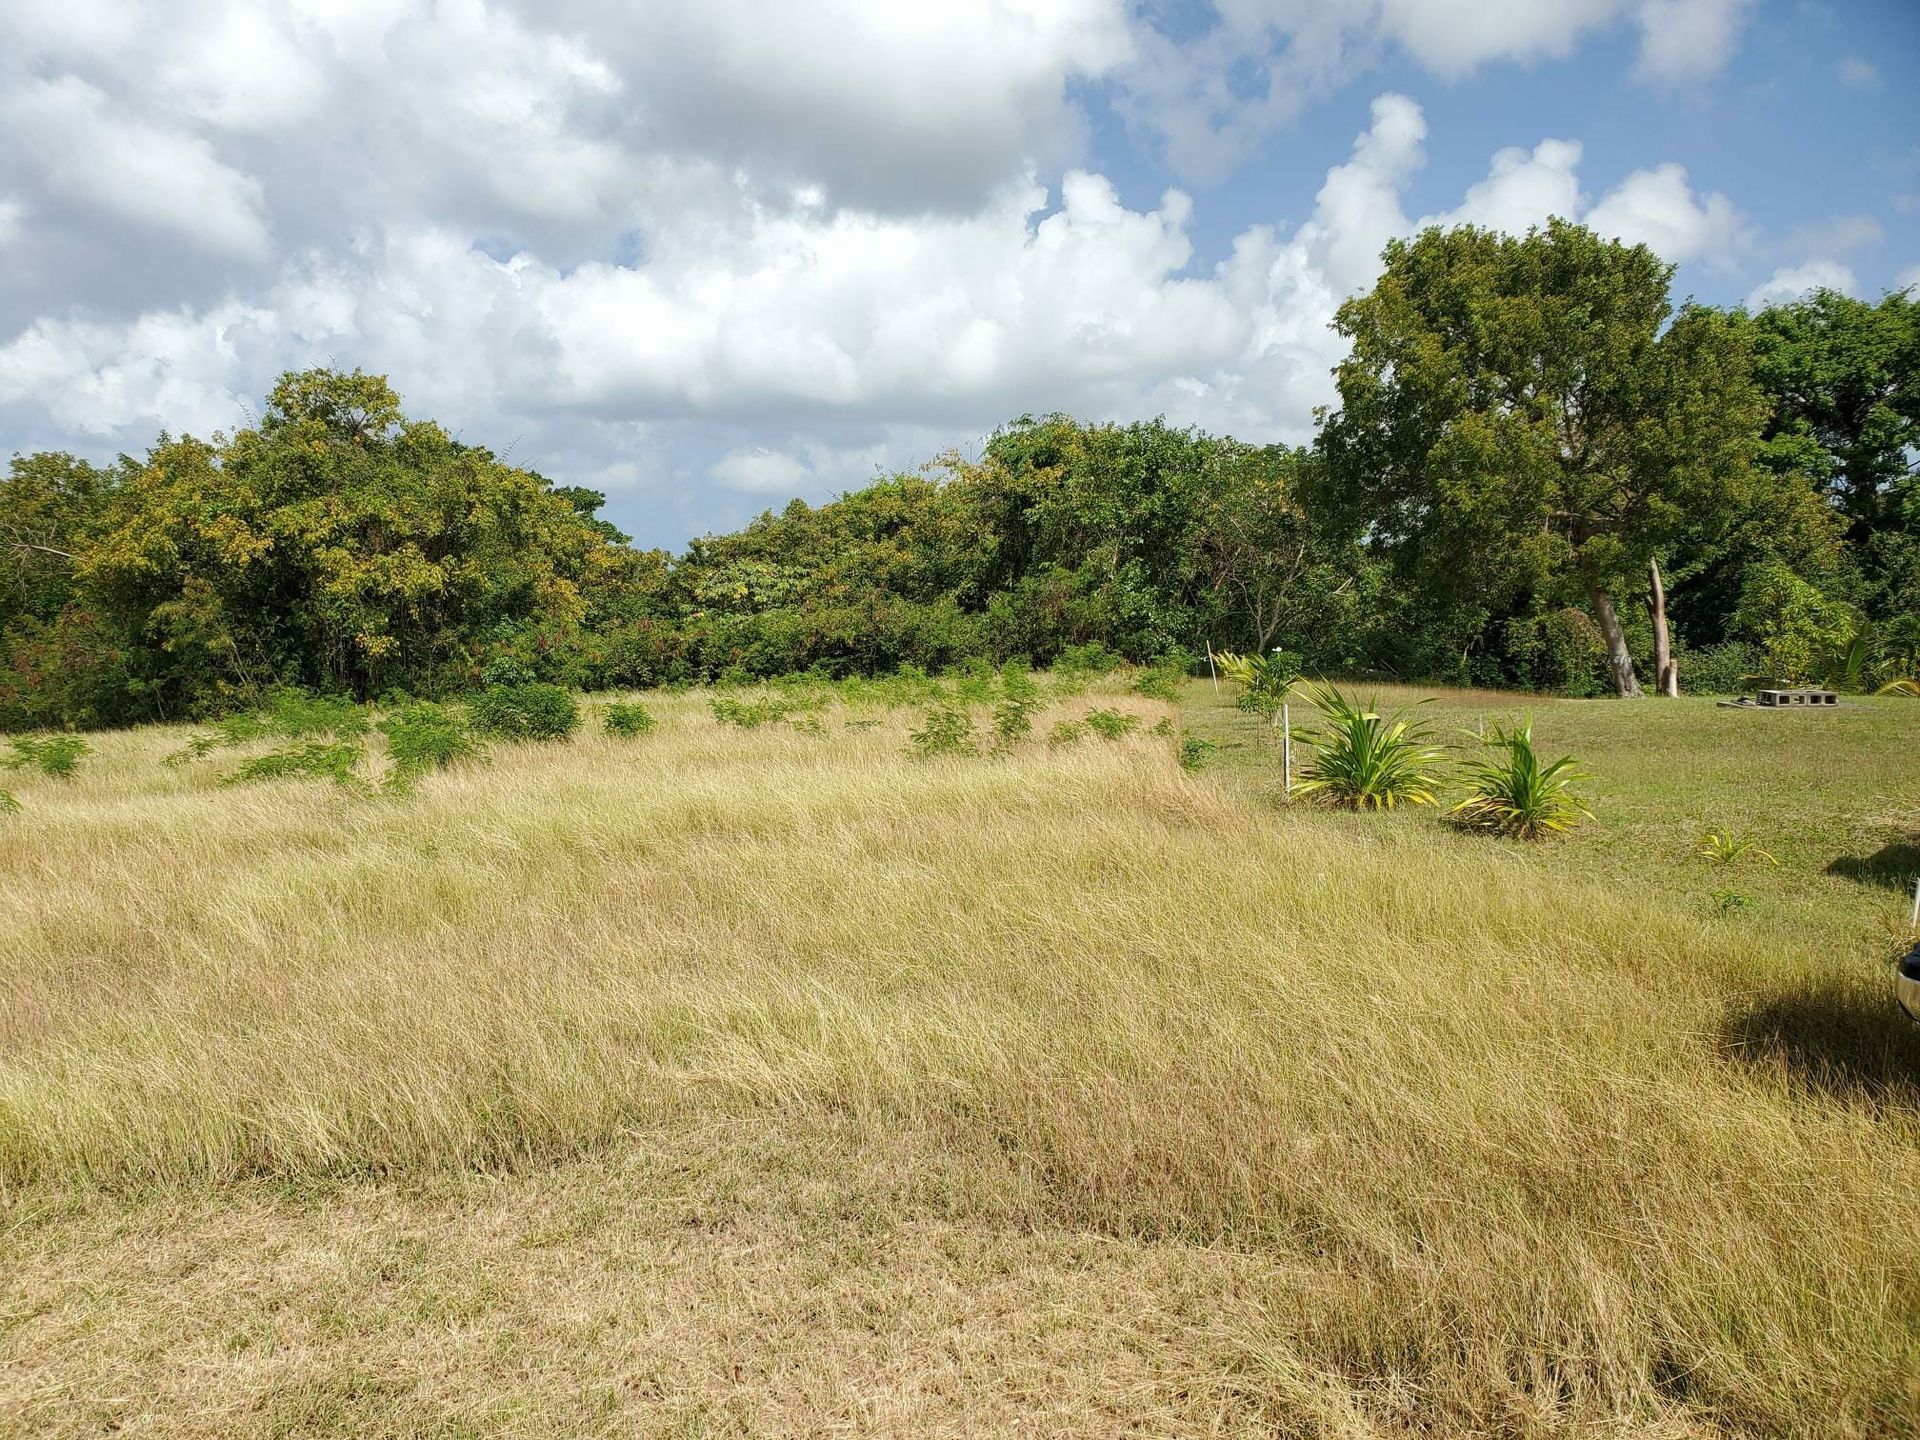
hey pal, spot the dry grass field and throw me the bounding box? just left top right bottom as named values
left=3, top=683, right=1917, bottom=1438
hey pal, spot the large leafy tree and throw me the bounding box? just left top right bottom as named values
left=1314, top=220, right=1769, bottom=696
left=2, top=369, right=636, bottom=724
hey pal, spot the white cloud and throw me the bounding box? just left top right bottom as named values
left=1424, top=139, right=1585, bottom=235
left=1633, top=0, right=1751, bottom=85
left=1780, top=215, right=1884, bottom=257
left=0, top=197, right=23, bottom=247
left=0, top=87, right=1779, bottom=517
left=2, top=75, right=271, bottom=258
left=1585, top=163, right=1746, bottom=265
left=1836, top=56, right=1880, bottom=90
left=1745, top=260, right=1856, bottom=310
left=1120, top=0, right=1753, bottom=177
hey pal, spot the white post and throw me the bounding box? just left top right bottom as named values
left=1205, top=643, right=1219, bottom=695
left=1282, top=702, right=1292, bottom=797
left=1910, top=874, right=1919, bottom=934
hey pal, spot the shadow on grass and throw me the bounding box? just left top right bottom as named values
left=1826, top=838, right=1920, bottom=892
left=1723, top=969, right=1920, bottom=1107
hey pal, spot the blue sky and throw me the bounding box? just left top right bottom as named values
left=1, top=0, right=1915, bottom=550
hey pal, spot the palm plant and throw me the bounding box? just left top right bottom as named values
left=1448, top=719, right=1591, bottom=839
left=1696, top=827, right=1777, bottom=866
left=1293, top=683, right=1444, bottom=811
left=1215, top=649, right=1299, bottom=721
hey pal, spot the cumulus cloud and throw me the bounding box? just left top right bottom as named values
left=1745, top=260, right=1856, bottom=310
left=1119, top=0, right=1754, bottom=177
left=1836, top=56, right=1880, bottom=90
left=1632, top=0, right=1751, bottom=85
left=2, top=75, right=271, bottom=259
left=1585, top=164, right=1746, bottom=266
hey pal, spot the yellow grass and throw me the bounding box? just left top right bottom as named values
left=2, top=690, right=1917, bottom=1437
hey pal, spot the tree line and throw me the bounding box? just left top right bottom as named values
left=3, top=221, right=1915, bottom=729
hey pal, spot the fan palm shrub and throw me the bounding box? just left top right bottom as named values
left=1293, top=683, right=1444, bottom=811
left=1449, top=720, right=1591, bottom=839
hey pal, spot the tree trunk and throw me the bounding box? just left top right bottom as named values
left=1585, top=574, right=1644, bottom=697
left=1647, top=557, right=1678, bottom=697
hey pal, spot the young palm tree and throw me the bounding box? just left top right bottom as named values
left=1449, top=720, right=1592, bottom=840
left=1293, top=683, right=1444, bottom=811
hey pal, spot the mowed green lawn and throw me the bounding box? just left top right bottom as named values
left=1186, top=681, right=1920, bottom=962
left=1, top=679, right=1917, bottom=1439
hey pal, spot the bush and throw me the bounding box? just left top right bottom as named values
left=0, top=787, right=17, bottom=814
left=710, top=693, right=811, bottom=729
left=467, top=683, right=581, bottom=742
left=601, top=701, right=657, bottom=738
left=380, top=702, right=483, bottom=793
left=223, top=742, right=366, bottom=791
left=1217, top=650, right=1299, bottom=721
left=1054, top=641, right=1126, bottom=676
left=907, top=705, right=978, bottom=759
left=1047, top=719, right=1087, bottom=747
left=1132, top=663, right=1185, bottom=702
left=1177, top=734, right=1217, bottom=771
left=1084, top=708, right=1141, bottom=740
left=1294, top=683, right=1443, bottom=811
left=6, top=734, right=90, bottom=780
left=1448, top=719, right=1592, bottom=839
left=1675, top=640, right=1761, bottom=696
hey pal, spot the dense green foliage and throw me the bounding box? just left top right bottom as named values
left=380, top=701, right=484, bottom=792
left=467, top=683, right=582, bottom=742
left=4, top=228, right=1914, bottom=728
left=599, top=701, right=657, bottom=738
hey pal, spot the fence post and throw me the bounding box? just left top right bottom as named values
left=1205, top=642, right=1219, bottom=695
left=1282, top=702, right=1292, bottom=798
left=1910, top=874, right=1919, bottom=934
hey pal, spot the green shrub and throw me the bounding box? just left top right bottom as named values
left=380, top=702, right=483, bottom=793
left=1149, top=717, right=1175, bottom=737
left=223, top=742, right=366, bottom=791
left=468, top=683, right=581, bottom=742
left=262, top=690, right=370, bottom=741
left=1084, top=708, right=1141, bottom=740
left=1675, top=640, right=1761, bottom=696
left=1047, top=719, right=1087, bottom=748
left=6, top=734, right=91, bottom=780
left=1177, top=734, right=1217, bottom=771
left=1448, top=720, right=1591, bottom=839
left=1132, top=664, right=1185, bottom=702
left=1294, top=683, right=1443, bottom=811
left=907, top=705, right=977, bottom=759
left=172, top=688, right=368, bottom=764
left=601, top=701, right=657, bottom=737
left=0, top=788, right=18, bottom=814
left=1054, top=642, right=1125, bottom=676
left=710, top=693, right=808, bottom=729
left=1217, top=650, right=1299, bottom=721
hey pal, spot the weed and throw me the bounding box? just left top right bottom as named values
left=5, top=734, right=91, bottom=779
left=1698, top=827, right=1778, bottom=866
left=1149, top=717, right=1175, bottom=738
left=381, top=703, right=483, bottom=793
left=1084, top=708, right=1142, bottom=740
left=1132, top=664, right=1185, bottom=702
left=223, top=742, right=367, bottom=792
left=0, top=787, right=17, bottom=814
left=907, top=705, right=978, bottom=759
left=601, top=701, right=657, bottom=738
left=1178, top=734, right=1217, bottom=771
left=1048, top=719, right=1087, bottom=748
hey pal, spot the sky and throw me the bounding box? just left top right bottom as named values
left=1, top=1, right=1916, bottom=550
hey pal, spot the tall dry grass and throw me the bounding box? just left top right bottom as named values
left=2, top=691, right=1917, bottom=1436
